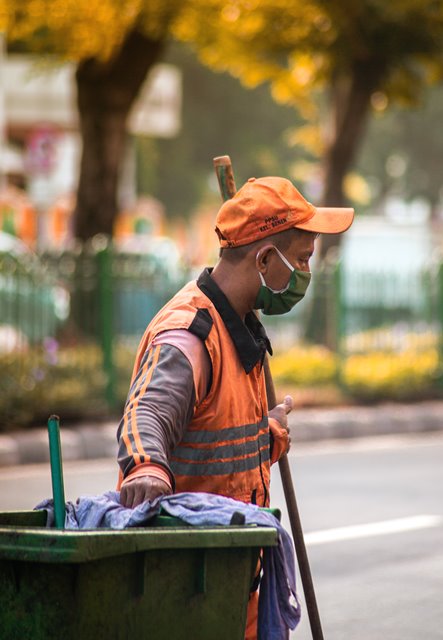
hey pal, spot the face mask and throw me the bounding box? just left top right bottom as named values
left=254, top=247, right=311, bottom=315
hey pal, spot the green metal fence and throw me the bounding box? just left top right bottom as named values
left=1, top=241, right=442, bottom=428
left=0, top=236, right=188, bottom=428
left=267, top=253, right=443, bottom=400
left=336, top=256, right=443, bottom=399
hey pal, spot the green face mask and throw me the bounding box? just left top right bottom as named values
left=254, top=247, right=311, bottom=315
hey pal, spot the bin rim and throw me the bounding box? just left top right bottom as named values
left=0, top=520, right=278, bottom=564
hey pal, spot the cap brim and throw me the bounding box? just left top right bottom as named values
left=295, top=207, right=354, bottom=234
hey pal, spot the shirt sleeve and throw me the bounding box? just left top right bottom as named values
left=117, top=331, right=211, bottom=488
left=268, top=417, right=290, bottom=465
left=152, top=329, right=211, bottom=406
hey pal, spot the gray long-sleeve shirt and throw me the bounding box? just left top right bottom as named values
left=117, top=330, right=211, bottom=485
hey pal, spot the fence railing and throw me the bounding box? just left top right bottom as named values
left=1, top=240, right=442, bottom=428
left=0, top=237, right=189, bottom=427
left=267, top=252, right=443, bottom=400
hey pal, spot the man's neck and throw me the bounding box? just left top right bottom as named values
left=210, top=262, right=253, bottom=321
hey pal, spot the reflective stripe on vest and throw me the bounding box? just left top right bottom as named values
left=171, top=418, right=270, bottom=476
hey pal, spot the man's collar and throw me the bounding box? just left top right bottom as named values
left=197, top=268, right=272, bottom=374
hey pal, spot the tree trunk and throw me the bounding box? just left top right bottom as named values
left=320, top=61, right=385, bottom=258
left=305, top=60, right=386, bottom=346
left=73, top=29, right=166, bottom=240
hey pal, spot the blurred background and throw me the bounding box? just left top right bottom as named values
left=1, top=3, right=443, bottom=639
left=1, top=1, right=443, bottom=426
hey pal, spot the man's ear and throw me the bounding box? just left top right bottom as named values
left=255, top=244, right=275, bottom=274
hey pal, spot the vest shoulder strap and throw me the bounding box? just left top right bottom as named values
left=187, top=307, right=213, bottom=341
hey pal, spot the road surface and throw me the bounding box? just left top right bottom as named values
left=1, top=432, right=442, bottom=639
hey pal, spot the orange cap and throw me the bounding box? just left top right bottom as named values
left=215, top=176, right=354, bottom=247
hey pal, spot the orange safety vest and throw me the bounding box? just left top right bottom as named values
left=131, top=275, right=271, bottom=507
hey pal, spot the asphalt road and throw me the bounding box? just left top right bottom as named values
left=1, top=432, right=442, bottom=640
left=271, top=434, right=443, bottom=640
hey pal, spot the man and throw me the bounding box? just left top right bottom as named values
left=116, top=176, right=353, bottom=638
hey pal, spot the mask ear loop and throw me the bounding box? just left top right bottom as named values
left=256, top=246, right=291, bottom=267
left=273, top=247, right=295, bottom=272
left=256, top=246, right=294, bottom=290
left=256, top=246, right=295, bottom=294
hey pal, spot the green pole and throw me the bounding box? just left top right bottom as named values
left=47, top=415, right=66, bottom=529
left=97, top=237, right=116, bottom=408
left=333, top=257, right=344, bottom=388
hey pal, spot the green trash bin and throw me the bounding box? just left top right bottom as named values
left=0, top=509, right=278, bottom=640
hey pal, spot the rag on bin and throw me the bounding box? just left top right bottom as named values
left=36, top=491, right=301, bottom=639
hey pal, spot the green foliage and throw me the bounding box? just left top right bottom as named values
left=271, top=345, right=338, bottom=386
left=270, top=342, right=441, bottom=402
left=1, top=334, right=442, bottom=429
left=147, top=42, right=302, bottom=219
left=173, top=0, right=443, bottom=234
left=168, top=0, right=443, bottom=133
left=341, top=349, right=440, bottom=401
left=0, top=342, right=135, bottom=431
left=7, top=0, right=443, bottom=234
left=3, top=0, right=183, bottom=61
left=356, top=84, right=443, bottom=210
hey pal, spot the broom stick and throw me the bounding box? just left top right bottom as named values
left=213, top=155, right=324, bottom=640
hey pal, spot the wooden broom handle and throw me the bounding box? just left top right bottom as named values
left=213, top=155, right=325, bottom=640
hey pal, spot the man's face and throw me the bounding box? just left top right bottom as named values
left=261, top=231, right=316, bottom=291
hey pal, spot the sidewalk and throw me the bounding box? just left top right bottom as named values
left=0, top=401, right=442, bottom=467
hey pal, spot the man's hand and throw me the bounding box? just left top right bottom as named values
left=268, top=395, right=293, bottom=462
left=269, top=395, right=293, bottom=434
left=120, top=476, right=172, bottom=508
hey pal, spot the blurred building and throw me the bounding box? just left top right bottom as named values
left=114, top=196, right=165, bottom=245
left=0, top=55, right=181, bottom=247
left=0, top=184, right=37, bottom=247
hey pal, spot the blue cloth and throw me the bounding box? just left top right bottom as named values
left=36, top=491, right=301, bottom=639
